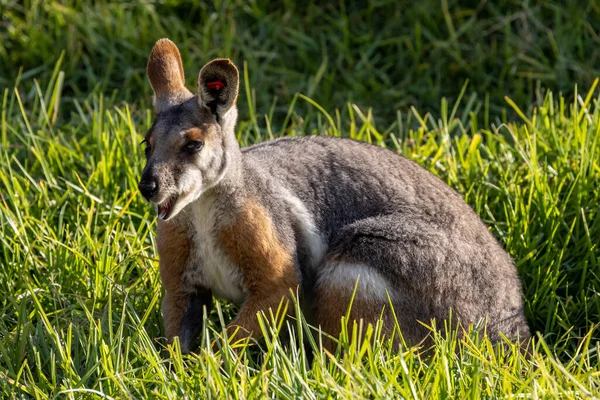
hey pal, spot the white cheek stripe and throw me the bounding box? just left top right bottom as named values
left=179, top=169, right=200, bottom=193
left=170, top=144, right=227, bottom=219
left=280, top=188, right=327, bottom=269
left=317, top=262, right=395, bottom=303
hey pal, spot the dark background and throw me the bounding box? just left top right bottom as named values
left=2, top=0, right=599, bottom=128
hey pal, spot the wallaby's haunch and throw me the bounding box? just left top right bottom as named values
left=139, top=39, right=530, bottom=353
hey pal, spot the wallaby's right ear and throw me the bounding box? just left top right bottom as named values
left=147, top=38, right=192, bottom=113
left=197, top=59, right=239, bottom=119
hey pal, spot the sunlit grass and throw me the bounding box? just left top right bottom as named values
left=0, top=57, right=599, bottom=396
left=1, top=0, right=600, bottom=396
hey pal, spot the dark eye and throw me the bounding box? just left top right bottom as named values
left=141, top=139, right=151, bottom=156
left=183, top=140, right=204, bottom=153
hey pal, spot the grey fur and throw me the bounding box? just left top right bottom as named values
left=241, top=136, right=529, bottom=343
left=140, top=45, right=530, bottom=350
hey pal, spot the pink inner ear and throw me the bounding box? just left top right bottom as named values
left=206, top=80, right=225, bottom=90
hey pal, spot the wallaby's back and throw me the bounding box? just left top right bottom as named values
left=243, top=135, right=529, bottom=343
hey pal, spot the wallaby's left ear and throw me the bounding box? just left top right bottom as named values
left=197, top=59, right=239, bottom=118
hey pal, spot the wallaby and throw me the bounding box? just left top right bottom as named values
left=138, top=39, right=530, bottom=353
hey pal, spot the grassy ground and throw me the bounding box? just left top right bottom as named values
left=1, top=0, right=599, bottom=398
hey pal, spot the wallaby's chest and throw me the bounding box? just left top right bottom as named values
left=181, top=190, right=327, bottom=305
left=182, top=199, right=247, bottom=305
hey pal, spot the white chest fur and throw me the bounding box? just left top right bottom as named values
left=182, top=196, right=247, bottom=305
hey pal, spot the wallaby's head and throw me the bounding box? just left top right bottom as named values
left=138, top=39, right=240, bottom=220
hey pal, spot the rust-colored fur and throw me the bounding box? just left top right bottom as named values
left=147, top=39, right=186, bottom=97
left=156, top=220, right=190, bottom=342
left=147, top=38, right=193, bottom=113
left=218, top=198, right=299, bottom=339
left=184, top=127, right=208, bottom=142
left=315, top=285, right=397, bottom=351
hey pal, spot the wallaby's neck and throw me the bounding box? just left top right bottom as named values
left=203, top=112, right=248, bottom=214
left=212, top=150, right=246, bottom=206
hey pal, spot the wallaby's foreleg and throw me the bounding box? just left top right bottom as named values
left=218, top=198, right=300, bottom=340
left=161, top=287, right=212, bottom=352
left=157, top=220, right=213, bottom=352
left=227, top=289, right=295, bottom=340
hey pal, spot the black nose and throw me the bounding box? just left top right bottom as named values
left=138, top=178, right=158, bottom=200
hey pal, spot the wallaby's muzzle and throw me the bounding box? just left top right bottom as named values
left=138, top=176, right=158, bottom=201
left=138, top=162, right=160, bottom=201
left=138, top=162, right=182, bottom=220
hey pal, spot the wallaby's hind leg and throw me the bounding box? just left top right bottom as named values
left=313, top=213, right=530, bottom=350
left=313, top=259, right=431, bottom=352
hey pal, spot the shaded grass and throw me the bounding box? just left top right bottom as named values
left=2, top=0, right=600, bottom=126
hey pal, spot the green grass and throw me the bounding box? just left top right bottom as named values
left=1, top=0, right=600, bottom=398
left=2, top=0, right=600, bottom=123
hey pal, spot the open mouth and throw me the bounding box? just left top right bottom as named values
left=157, top=195, right=178, bottom=220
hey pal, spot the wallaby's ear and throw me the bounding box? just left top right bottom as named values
left=197, top=59, right=239, bottom=118
left=147, top=38, right=193, bottom=113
